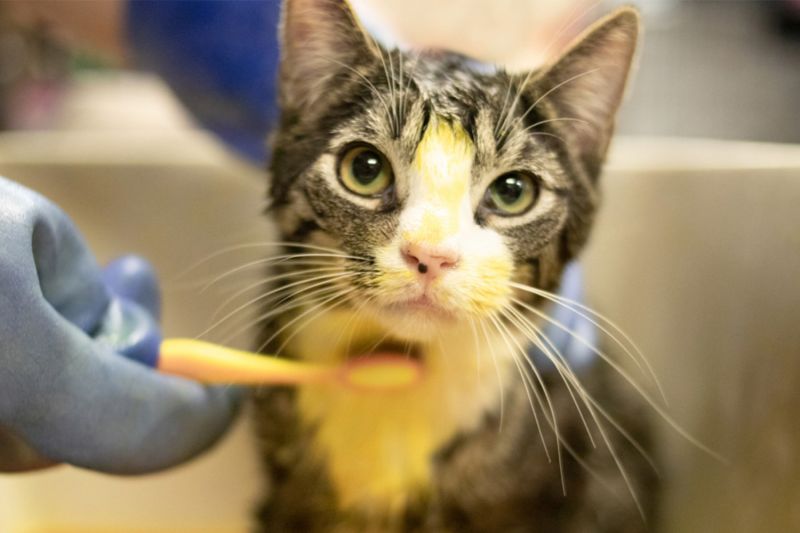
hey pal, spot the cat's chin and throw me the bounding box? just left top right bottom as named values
left=371, top=301, right=460, bottom=343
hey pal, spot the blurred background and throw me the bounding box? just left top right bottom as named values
left=1, top=0, right=799, bottom=142
left=0, top=1, right=798, bottom=532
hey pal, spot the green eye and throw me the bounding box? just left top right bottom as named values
left=487, top=172, right=538, bottom=216
left=338, top=145, right=394, bottom=197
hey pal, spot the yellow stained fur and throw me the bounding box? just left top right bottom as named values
left=402, top=116, right=474, bottom=246
left=290, top=309, right=511, bottom=513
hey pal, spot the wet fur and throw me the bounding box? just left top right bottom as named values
left=253, top=1, right=658, bottom=530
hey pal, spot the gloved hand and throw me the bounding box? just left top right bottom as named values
left=0, top=176, right=242, bottom=474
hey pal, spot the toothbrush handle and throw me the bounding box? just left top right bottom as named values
left=158, top=339, right=336, bottom=385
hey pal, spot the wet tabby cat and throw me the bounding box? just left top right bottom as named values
left=253, top=0, right=657, bottom=530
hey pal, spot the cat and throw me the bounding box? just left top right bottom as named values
left=252, top=0, right=658, bottom=530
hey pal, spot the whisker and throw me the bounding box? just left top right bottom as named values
left=215, top=284, right=347, bottom=347
left=477, top=317, right=506, bottom=432
left=528, top=131, right=569, bottom=146
left=507, top=305, right=645, bottom=514
left=521, top=116, right=592, bottom=136
left=265, top=286, right=361, bottom=356
left=511, top=292, right=658, bottom=410
left=314, top=54, right=395, bottom=132
left=509, top=281, right=664, bottom=401
left=492, top=316, right=553, bottom=465
left=494, top=0, right=602, bottom=142
left=494, top=68, right=517, bottom=140
left=374, top=44, right=397, bottom=134
left=335, top=293, right=379, bottom=361
left=508, top=286, right=721, bottom=461
left=504, top=305, right=597, bottom=450
left=171, top=240, right=369, bottom=280
left=210, top=263, right=357, bottom=321
left=511, top=68, right=600, bottom=134
left=507, top=303, right=661, bottom=479
left=199, top=270, right=359, bottom=340
left=490, top=313, right=563, bottom=486
left=511, top=294, right=647, bottom=401
left=491, top=306, right=643, bottom=509
left=467, top=317, right=484, bottom=389
left=200, top=253, right=363, bottom=293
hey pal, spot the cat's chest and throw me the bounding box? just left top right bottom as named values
left=288, top=312, right=511, bottom=511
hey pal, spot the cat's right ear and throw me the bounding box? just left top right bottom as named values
left=279, top=0, right=378, bottom=110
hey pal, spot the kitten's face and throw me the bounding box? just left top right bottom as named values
left=269, top=0, right=638, bottom=342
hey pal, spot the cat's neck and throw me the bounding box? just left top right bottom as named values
left=284, top=308, right=513, bottom=510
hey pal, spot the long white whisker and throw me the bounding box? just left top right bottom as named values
left=508, top=304, right=661, bottom=478
left=265, top=287, right=360, bottom=356
left=521, top=116, right=592, bottom=135
left=505, top=305, right=645, bottom=515
left=317, top=54, right=395, bottom=131
left=216, top=284, right=346, bottom=347
left=374, top=44, right=396, bottom=134
left=334, top=293, right=379, bottom=360
left=513, top=68, right=600, bottom=132
left=199, top=271, right=359, bottom=340
left=490, top=313, right=564, bottom=488
left=199, top=253, right=363, bottom=293
left=528, top=131, right=569, bottom=146
left=478, top=318, right=505, bottom=432
left=504, top=305, right=597, bottom=449
left=495, top=0, right=604, bottom=142
left=509, top=282, right=664, bottom=401
left=210, top=264, right=358, bottom=321
left=509, top=289, right=720, bottom=460
left=491, top=314, right=553, bottom=464
left=171, top=240, right=369, bottom=279
left=467, top=316, right=484, bottom=388
left=512, top=298, right=656, bottom=446
left=494, top=69, right=517, bottom=139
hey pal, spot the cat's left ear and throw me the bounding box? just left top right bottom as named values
left=529, top=7, right=640, bottom=176
left=279, top=0, right=379, bottom=111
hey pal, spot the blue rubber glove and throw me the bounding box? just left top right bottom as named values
left=0, top=176, right=241, bottom=474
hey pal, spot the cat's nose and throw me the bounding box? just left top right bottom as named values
left=402, top=243, right=460, bottom=279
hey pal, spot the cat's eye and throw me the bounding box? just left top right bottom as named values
left=486, top=172, right=539, bottom=216
left=338, top=145, right=394, bottom=197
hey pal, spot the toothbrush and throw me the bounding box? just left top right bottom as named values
left=153, top=339, right=422, bottom=392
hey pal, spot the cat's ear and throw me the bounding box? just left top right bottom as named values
left=279, top=0, right=379, bottom=110
left=531, top=7, right=640, bottom=174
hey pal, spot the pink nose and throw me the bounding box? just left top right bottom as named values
left=402, top=243, right=460, bottom=279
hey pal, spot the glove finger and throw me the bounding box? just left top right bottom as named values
left=103, top=255, right=161, bottom=319
left=6, top=305, right=243, bottom=474
left=94, top=297, right=162, bottom=368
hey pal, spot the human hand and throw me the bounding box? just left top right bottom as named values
left=0, top=176, right=241, bottom=474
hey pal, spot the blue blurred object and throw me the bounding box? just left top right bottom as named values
left=0, top=177, right=241, bottom=474
left=97, top=256, right=164, bottom=369
left=127, top=0, right=283, bottom=164
left=103, top=255, right=162, bottom=320
left=528, top=262, right=598, bottom=373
